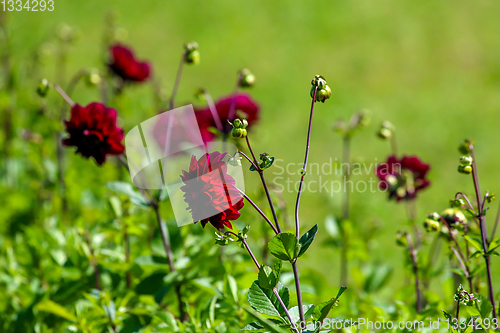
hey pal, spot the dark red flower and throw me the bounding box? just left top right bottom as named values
left=109, top=44, right=151, bottom=82
left=180, top=151, right=244, bottom=231
left=62, top=102, right=125, bottom=165
left=376, top=155, right=430, bottom=201
left=195, top=93, right=259, bottom=144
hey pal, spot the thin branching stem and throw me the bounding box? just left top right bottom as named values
left=406, top=233, right=422, bottom=313
left=469, top=145, right=497, bottom=320
left=238, top=189, right=278, bottom=235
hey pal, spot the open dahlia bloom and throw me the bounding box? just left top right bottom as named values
left=195, top=93, right=259, bottom=144
left=109, top=44, right=151, bottom=82
left=63, top=103, right=125, bottom=165
left=376, top=155, right=430, bottom=201
left=180, top=151, right=244, bottom=231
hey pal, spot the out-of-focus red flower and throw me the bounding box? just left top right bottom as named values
left=195, top=93, right=259, bottom=144
left=180, top=151, right=244, bottom=231
left=63, top=102, right=125, bottom=165
left=109, top=44, right=151, bottom=82
left=376, top=155, right=430, bottom=201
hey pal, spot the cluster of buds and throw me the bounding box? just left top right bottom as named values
left=238, top=68, right=255, bottom=88
left=441, top=208, right=467, bottom=229
left=457, top=155, right=473, bottom=174
left=184, top=42, right=200, bottom=64
left=230, top=118, right=248, bottom=138
left=423, top=212, right=441, bottom=232
left=310, top=75, right=331, bottom=103
left=454, top=285, right=477, bottom=306
left=377, top=121, right=395, bottom=140
left=458, top=139, right=474, bottom=155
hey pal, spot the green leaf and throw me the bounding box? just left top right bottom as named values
left=298, top=224, right=318, bottom=257
left=273, top=260, right=282, bottom=280
left=258, top=265, right=278, bottom=290
left=248, top=281, right=283, bottom=321
left=106, top=181, right=150, bottom=207
left=247, top=281, right=289, bottom=323
left=268, top=233, right=300, bottom=261
left=311, top=286, right=347, bottom=327
left=288, top=304, right=316, bottom=324
left=463, top=236, right=483, bottom=253
left=35, top=300, right=76, bottom=322
left=242, top=306, right=290, bottom=333
left=475, top=295, right=493, bottom=319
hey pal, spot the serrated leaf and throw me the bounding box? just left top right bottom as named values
left=311, top=286, right=347, bottom=328
left=242, top=307, right=291, bottom=333
left=268, top=233, right=300, bottom=261
left=298, top=224, right=318, bottom=257
left=258, top=265, right=278, bottom=290
left=35, top=300, right=76, bottom=322
left=247, top=281, right=288, bottom=322
left=475, top=295, right=493, bottom=319
left=106, top=181, right=150, bottom=207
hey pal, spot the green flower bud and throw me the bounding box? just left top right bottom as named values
left=299, top=168, right=306, bottom=176
left=427, top=212, right=440, bottom=221
left=441, top=208, right=467, bottom=228
left=194, top=88, right=207, bottom=103
left=311, top=75, right=331, bottom=103
left=233, top=118, right=243, bottom=129
left=486, top=193, right=495, bottom=203
left=395, top=231, right=408, bottom=247
left=85, top=69, right=101, bottom=86
left=381, top=121, right=395, bottom=131
left=458, top=139, right=473, bottom=155
left=459, top=156, right=473, bottom=166
left=184, top=42, right=200, bottom=64
left=377, top=127, right=392, bottom=139
left=231, top=127, right=247, bottom=138
left=37, top=79, right=50, bottom=97
left=423, top=219, right=440, bottom=232
left=241, top=119, right=248, bottom=129
left=449, top=198, right=465, bottom=208
left=239, top=68, right=255, bottom=88
left=457, top=165, right=472, bottom=174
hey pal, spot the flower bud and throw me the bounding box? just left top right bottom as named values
left=459, top=156, right=473, bottom=166
left=381, top=121, right=395, bottom=131
left=184, top=42, right=200, bottom=64
left=449, top=198, right=465, bottom=208
left=229, top=156, right=242, bottom=166
left=85, top=69, right=101, bottom=86
left=310, top=75, right=331, bottom=103
left=299, top=168, right=306, bottom=176
left=427, top=212, right=440, bottom=221
left=231, top=127, right=247, bottom=138
left=233, top=118, right=243, bottom=129
left=377, top=127, right=392, bottom=139
left=239, top=68, right=255, bottom=88
left=194, top=88, right=207, bottom=103
left=423, top=219, right=440, bottom=232
left=458, top=139, right=473, bottom=155
left=395, top=231, right=408, bottom=247
left=441, top=208, right=467, bottom=228
left=457, top=165, right=472, bottom=174
left=37, top=79, right=50, bottom=97
left=241, top=119, right=248, bottom=129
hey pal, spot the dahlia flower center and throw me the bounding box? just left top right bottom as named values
left=83, top=129, right=104, bottom=143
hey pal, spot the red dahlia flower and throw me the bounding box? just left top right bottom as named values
left=62, top=103, right=125, bottom=165
left=180, top=151, right=244, bottom=231
left=376, top=155, right=430, bottom=201
left=109, top=44, right=151, bottom=82
left=195, top=93, right=259, bottom=144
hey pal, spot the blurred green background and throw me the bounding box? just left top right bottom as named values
left=4, top=0, right=500, bottom=295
